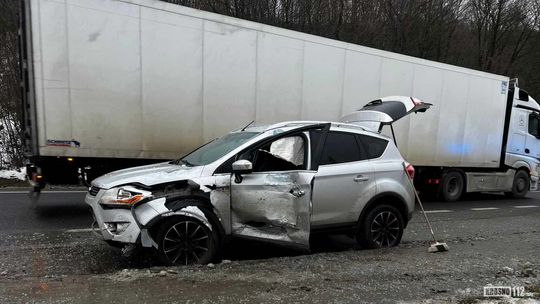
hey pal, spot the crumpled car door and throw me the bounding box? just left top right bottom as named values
left=230, top=170, right=315, bottom=250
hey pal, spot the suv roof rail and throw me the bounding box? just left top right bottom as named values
left=262, top=121, right=367, bottom=133
left=332, top=122, right=367, bottom=131
left=263, top=121, right=321, bottom=131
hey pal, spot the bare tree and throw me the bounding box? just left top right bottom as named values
left=465, top=0, right=539, bottom=73
left=0, top=0, right=23, bottom=169
left=1, top=0, right=540, bottom=169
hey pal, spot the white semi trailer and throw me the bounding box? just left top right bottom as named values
left=20, top=0, right=540, bottom=200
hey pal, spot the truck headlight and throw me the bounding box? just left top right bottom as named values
left=99, top=186, right=152, bottom=207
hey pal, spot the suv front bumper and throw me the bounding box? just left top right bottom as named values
left=85, top=191, right=142, bottom=244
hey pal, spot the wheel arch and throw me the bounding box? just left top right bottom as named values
left=357, top=192, right=410, bottom=229
left=442, top=168, right=466, bottom=180
left=509, top=159, right=532, bottom=173
left=515, top=166, right=531, bottom=175
left=146, top=196, right=226, bottom=246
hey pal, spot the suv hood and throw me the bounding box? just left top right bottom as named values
left=92, top=162, right=204, bottom=189
left=340, top=96, right=431, bottom=131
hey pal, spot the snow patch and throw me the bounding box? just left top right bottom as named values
left=0, top=118, right=23, bottom=170
left=0, top=167, right=26, bottom=180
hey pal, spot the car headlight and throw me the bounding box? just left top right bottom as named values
left=99, top=186, right=152, bottom=207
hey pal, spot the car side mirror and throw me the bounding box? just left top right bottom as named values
left=232, top=160, right=253, bottom=183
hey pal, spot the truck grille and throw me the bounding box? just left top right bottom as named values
left=88, top=186, right=101, bottom=196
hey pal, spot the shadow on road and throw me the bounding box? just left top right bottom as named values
left=223, top=234, right=358, bottom=261
left=117, top=234, right=361, bottom=271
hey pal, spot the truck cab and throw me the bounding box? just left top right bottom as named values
left=505, top=85, right=540, bottom=192
left=434, top=84, right=540, bottom=201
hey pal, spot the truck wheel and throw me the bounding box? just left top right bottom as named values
left=440, top=171, right=464, bottom=202
left=506, top=170, right=529, bottom=199
left=356, top=204, right=404, bottom=249
left=156, top=216, right=218, bottom=266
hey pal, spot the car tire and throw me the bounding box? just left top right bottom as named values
left=505, top=170, right=529, bottom=199
left=357, top=204, right=404, bottom=249
left=156, top=216, right=218, bottom=266
left=440, top=171, right=464, bottom=202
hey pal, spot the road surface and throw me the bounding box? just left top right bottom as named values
left=0, top=190, right=538, bottom=303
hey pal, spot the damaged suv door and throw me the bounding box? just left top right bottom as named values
left=229, top=125, right=327, bottom=249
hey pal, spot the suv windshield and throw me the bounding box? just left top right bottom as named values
left=173, top=132, right=259, bottom=167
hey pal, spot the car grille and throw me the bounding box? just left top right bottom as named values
left=88, top=186, right=101, bottom=196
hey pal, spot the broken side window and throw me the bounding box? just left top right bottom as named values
left=269, top=136, right=305, bottom=166
left=238, top=135, right=307, bottom=173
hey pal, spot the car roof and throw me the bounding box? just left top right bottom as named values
left=237, top=120, right=391, bottom=141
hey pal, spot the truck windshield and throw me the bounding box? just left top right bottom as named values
left=172, top=132, right=259, bottom=167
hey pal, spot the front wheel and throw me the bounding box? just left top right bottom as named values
left=357, top=205, right=404, bottom=249
left=505, top=170, right=529, bottom=199
left=156, top=216, right=218, bottom=266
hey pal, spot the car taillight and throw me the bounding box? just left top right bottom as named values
left=405, top=163, right=415, bottom=180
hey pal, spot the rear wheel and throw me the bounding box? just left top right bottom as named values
left=357, top=204, right=404, bottom=249
left=505, top=170, right=529, bottom=199
left=440, top=171, right=464, bottom=202
left=156, top=216, right=218, bottom=266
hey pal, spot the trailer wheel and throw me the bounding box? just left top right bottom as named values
left=440, top=171, right=464, bottom=202
left=506, top=170, right=529, bottom=199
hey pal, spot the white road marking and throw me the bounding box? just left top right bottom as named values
left=513, top=205, right=539, bottom=209
left=64, top=228, right=94, bottom=233
left=470, top=207, right=500, bottom=211
left=0, top=191, right=88, bottom=194
left=421, top=210, right=453, bottom=214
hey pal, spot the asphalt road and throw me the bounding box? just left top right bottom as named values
left=0, top=191, right=91, bottom=232
left=0, top=190, right=538, bottom=233
left=0, top=190, right=538, bottom=303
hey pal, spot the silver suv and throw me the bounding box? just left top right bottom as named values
left=86, top=97, right=429, bottom=265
